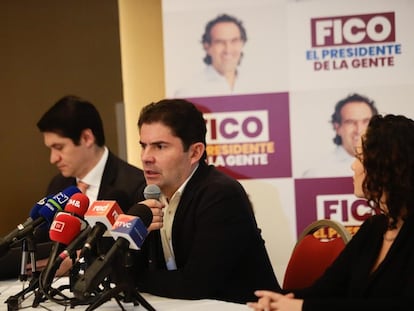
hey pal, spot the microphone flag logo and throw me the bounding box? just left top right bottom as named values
left=111, top=214, right=148, bottom=250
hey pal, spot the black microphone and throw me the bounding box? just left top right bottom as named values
left=73, top=204, right=153, bottom=301
left=143, top=184, right=160, bottom=271
left=0, top=186, right=80, bottom=257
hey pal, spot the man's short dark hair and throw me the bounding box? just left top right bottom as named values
left=138, top=98, right=207, bottom=161
left=331, top=93, right=378, bottom=145
left=201, top=13, right=247, bottom=65
left=37, top=95, right=105, bottom=146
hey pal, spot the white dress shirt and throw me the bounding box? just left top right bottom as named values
left=76, top=146, right=109, bottom=203
left=160, top=164, right=199, bottom=270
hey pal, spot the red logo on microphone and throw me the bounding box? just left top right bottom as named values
left=50, top=220, right=65, bottom=232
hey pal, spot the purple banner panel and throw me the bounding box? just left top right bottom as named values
left=188, top=92, right=291, bottom=179
left=294, top=177, right=376, bottom=238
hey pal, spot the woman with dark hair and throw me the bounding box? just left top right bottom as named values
left=248, top=114, right=414, bottom=311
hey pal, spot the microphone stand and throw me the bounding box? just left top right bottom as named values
left=85, top=283, right=156, bottom=311
left=85, top=251, right=156, bottom=311
left=33, top=249, right=80, bottom=307
left=19, top=238, right=30, bottom=282
left=5, top=234, right=41, bottom=310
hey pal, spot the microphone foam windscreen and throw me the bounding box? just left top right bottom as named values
left=49, top=212, right=81, bottom=245
left=47, top=186, right=82, bottom=212
left=38, top=202, right=60, bottom=224
left=36, top=186, right=80, bottom=223
left=65, top=193, right=90, bottom=217
left=29, top=195, right=53, bottom=220
left=144, top=184, right=161, bottom=200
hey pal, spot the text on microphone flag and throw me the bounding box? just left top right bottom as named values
left=111, top=214, right=148, bottom=250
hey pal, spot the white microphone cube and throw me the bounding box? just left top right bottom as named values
left=84, top=201, right=122, bottom=236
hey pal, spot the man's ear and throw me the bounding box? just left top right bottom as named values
left=203, top=42, right=210, bottom=53
left=189, top=142, right=205, bottom=164
left=80, top=129, right=95, bottom=147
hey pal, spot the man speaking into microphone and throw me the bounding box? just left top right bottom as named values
left=133, top=99, right=281, bottom=304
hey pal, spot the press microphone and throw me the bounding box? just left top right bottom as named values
left=50, top=193, right=91, bottom=266
left=37, top=186, right=81, bottom=225
left=64, top=192, right=90, bottom=218
left=143, top=184, right=160, bottom=270
left=0, top=195, right=52, bottom=261
left=0, top=186, right=80, bottom=257
left=40, top=212, right=82, bottom=288
left=110, top=210, right=153, bottom=250
left=73, top=204, right=153, bottom=301
left=29, top=195, right=54, bottom=224
left=40, top=193, right=90, bottom=288
left=79, top=200, right=123, bottom=259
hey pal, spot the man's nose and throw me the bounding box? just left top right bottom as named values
left=50, top=150, right=60, bottom=164
left=355, top=121, right=366, bottom=134
left=223, top=40, right=233, bottom=51
left=141, top=148, right=155, bottom=163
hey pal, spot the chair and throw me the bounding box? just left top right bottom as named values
left=282, top=219, right=352, bottom=290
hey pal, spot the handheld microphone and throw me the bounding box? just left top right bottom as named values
left=0, top=186, right=80, bottom=257
left=143, top=184, right=161, bottom=200
left=143, top=184, right=160, bottom=270
left=73, top=205, right=153, bottom=301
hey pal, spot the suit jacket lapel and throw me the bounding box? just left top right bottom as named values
left=97, top=152, right=116, bottom=199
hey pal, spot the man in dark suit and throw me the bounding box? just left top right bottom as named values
left=0, top=95, right=146, bottom=279
left=134, top=99, right=281, bottom=304
left=37, top=95, right=146, bottom=209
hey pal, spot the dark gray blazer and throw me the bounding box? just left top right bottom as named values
left=47, top=151, right=146, bottom=211
left=136, top=161, right=281, bottom=304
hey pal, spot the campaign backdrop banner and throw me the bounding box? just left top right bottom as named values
left=189, top=93, right=291, bottom=179
left=160, top=0, right=414, bottom=280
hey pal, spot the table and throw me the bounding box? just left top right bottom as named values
left=0, top=278, right=250, bottom=310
